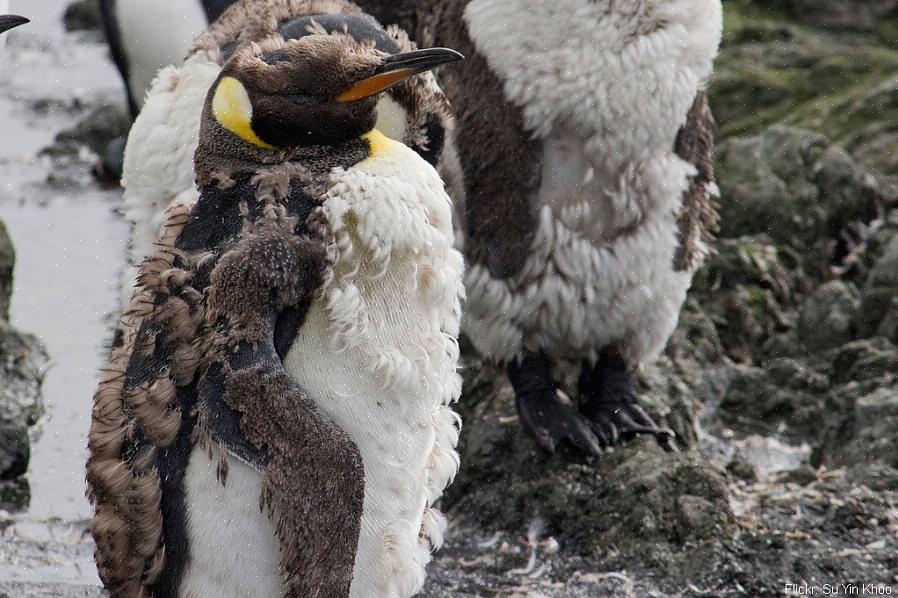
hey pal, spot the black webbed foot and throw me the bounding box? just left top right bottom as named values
left=508, top=353, right=603, bottom=458
left=578, top=353, right=677, bottom=451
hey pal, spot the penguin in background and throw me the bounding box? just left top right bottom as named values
left=87, top=24, right=465, bottom=598
left=118, top=0, right=459, bottom=308
left=96, top=0, right=235, bottom=180
left=405, top=0, right=722, bottom=458
left=100, top=0, right=234, bottom=118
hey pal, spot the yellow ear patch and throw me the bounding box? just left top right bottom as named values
left=212, top=76, right=276, bottom=151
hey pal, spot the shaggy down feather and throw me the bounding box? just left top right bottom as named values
left=460, top=0, right=722, bottom=367
left=284, top=134, right=464, bottom=597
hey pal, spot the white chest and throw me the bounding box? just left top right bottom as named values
left=180, top=444, right=284, bottom=598
left=284, top=135, right=464, bottom=598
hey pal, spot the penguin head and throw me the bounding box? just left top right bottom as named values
left=0, top=15, right=29, bottom=35
left=209, top=34, right=462, bottom=150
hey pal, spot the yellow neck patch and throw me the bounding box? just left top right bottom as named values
left=212, top=76, right=276, bottom=151
left=362, top=129, right=399, bottom=161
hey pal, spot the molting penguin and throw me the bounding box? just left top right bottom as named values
left=87, top=32, right=464, bottom=598
left=418, top=0, right=722, bottom=457
left=119, top=0, right=458, bottom=307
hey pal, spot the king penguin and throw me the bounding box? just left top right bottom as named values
left=118, top=0, right=459, bottom=307
left=413, top=0, right=723, bottom=457
left=87, top=29, right=465, bottom=598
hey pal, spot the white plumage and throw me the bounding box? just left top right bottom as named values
left=461, top=0, right=722, bottom=368
left=284, top=133, right=464, bottom=597
left=181, top=444, right=285, bottom=598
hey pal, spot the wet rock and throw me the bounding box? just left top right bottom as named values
left=814, top=386, right=898, bottom=469
left=727, top=457, right=760, bottom=483
left=773, top=0, right=898, bottom=33
left=858, top=234, right=898, bottom=336
left=691, top=235, right=808, bottom=363
left=0, top=421, right=28, bottom=480
left=830, top=338, right=898, bottom=385
left=0, top=220, right=12, bottom=320
left=712, top=4, right=898, bottom=175
left=716, top=127, right=825, bottom=246
left=43, top=103, right=130, bottom=158
left=63, top=0, right=103, bottom=34
left=846, top=463, right=898, bottom=491
left=719, top=359, right=830, bottom=439
left=716, top=128, right=885, bottom=257
left=798, top=281, right=859, bottom=352
left=0, top=319, right=47, bottom=501
left=445, top=367, right=734, bottom=556
left=776, top=465, right=818, bottom=486
left=0, top=320, right=46, bottom=429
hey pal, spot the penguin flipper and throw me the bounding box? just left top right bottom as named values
left=673, top=90, right=719, bottom=272
left=578, top=353, right=677, bottom=452
left=418, top=0, right=543, bottom=281
left=196, top=314, right=366, bottom=597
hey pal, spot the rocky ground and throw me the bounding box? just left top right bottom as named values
left=2, top=0, right=898, bottom=596
left=0, top=216, right=47, bottom=515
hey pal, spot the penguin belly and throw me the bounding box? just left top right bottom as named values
left=283, top=134, right=464, bottom=598
left=180, top=443, right=284, bottom=598
left=463, top=134, right=697, bottom=368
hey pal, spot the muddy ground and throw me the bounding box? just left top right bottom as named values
left=1, top=0, right=897, bottom=596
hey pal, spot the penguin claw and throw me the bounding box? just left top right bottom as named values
left=578, top=354, right=679, bottom=452
left=515, top=392, right=604, bottom=459
left=507, top=352, right=603, bottom=460
left=584, top=405, right=677, bottom=452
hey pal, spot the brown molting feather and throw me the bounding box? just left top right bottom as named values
left=87, top=205, right=193, bottom=596
left=222, top=368, right=364, bottom=597
left=251, top=161, right=314, bottom=203
left=206, top=224, right=328, bottom=343
left=419, top=0, right=542, bottom=280
left=674, top=91, right=720, bottom=272
left=192, top=0, right=364, bottom=57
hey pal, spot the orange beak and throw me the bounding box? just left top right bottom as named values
left=337, top=47, right=463, bottom=103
